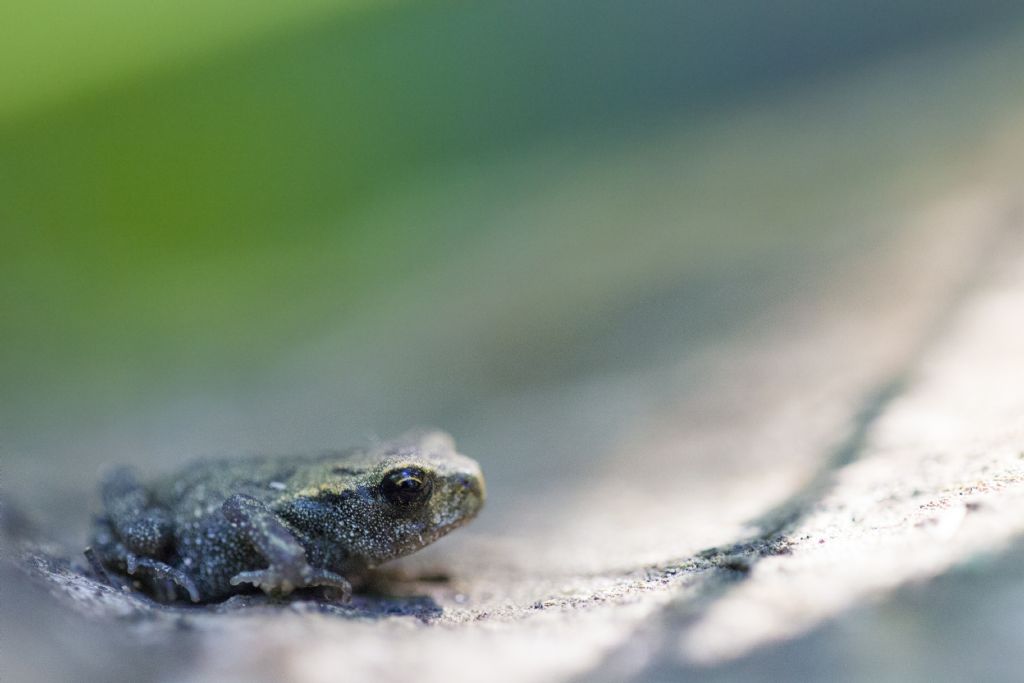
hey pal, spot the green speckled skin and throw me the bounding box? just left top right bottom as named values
left=86, top=431, right=485, bottom=603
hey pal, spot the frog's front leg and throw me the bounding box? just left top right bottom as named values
left=222, top=494, right=352, bottom=601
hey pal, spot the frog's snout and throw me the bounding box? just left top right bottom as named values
left=449, top=461, right=485, bottom=519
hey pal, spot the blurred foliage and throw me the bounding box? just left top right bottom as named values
left=0, top=0, right=377, bottom=122
left=3, top=0, right=1024, bottom=435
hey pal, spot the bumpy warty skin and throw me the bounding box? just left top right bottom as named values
left=87, top=430, right=485, bottom=602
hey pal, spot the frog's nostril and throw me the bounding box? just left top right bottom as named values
left=454, top=473, right=485, bottom=505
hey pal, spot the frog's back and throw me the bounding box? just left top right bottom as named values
left=150, top=449, right=365, bottom=512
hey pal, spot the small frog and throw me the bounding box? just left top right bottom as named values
left=85, top=430, right=484, bottom=603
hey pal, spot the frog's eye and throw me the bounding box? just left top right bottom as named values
left=381, top=467, right=433, bottom=507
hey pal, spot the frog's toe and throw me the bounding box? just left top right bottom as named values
left=126, top=554, right=201, bottom=603
left=230, top=568, right=295, bottom=595
left=307, top=568, right=353, bottom=602
left=84, top=546, right=134, bottom=594
left=230, top=566, right=352, bottom=601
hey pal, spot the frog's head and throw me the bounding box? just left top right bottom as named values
left=295, top=430, right=485, bottom=568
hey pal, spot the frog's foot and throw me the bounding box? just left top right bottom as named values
left=125, top=553, right=201, bottom=603
left=230, top=565, right=352, bottom=602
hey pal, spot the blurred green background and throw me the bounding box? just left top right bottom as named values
left=4, top=0, right=1024, bottom=530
